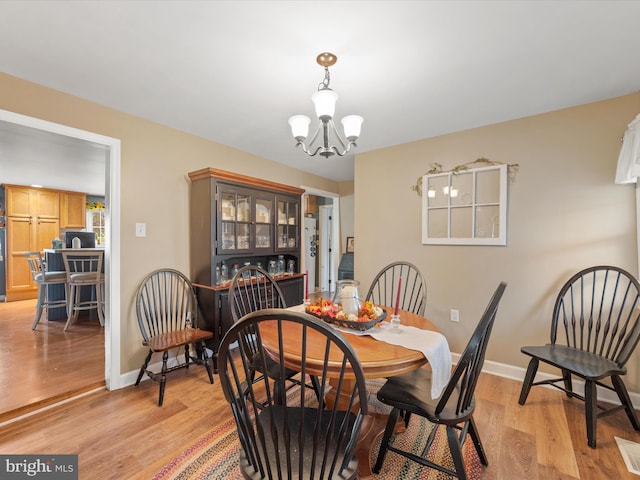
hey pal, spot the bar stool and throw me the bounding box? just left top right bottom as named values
left=25, top=251, right=68, bottom=330
left=61, top=250, right=105, bottom=332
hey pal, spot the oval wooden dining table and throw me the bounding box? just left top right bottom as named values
left=259, top=306, right=441, bottom=479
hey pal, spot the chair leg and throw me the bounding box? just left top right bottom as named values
left=401, top=410, right=412, bottom=427
left=584, top=380, right=597, bottom=448
left=373, top=407, right=401, bottom=474
left=518, top=358, right=539, bottom=405
left=95, top=282, right=105, bottom=326
left=562, top=369, right=573, bottom=398
left=467, top=417, right=488, bottom=466
left=198, top=342, right=215, bottom=384
left=158, top=351, right=169, bottom=406
left=274, top=379, right=286, bottom=405
left=446, top=425, right=467, bottom=480
left=32, top=284, right=46, bottom=330
left=612, top=375, right=640, bottom=431
left=135, top=350, right=152, bottom=386
left=184, top=343, right=190, bottom=368
left=63, top=284, right=77, bottom=332
left=310, top=375, right=323, bottom=407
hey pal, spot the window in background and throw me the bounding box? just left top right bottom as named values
left=86, top=207, right=105, bottom=246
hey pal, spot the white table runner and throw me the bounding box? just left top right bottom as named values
left=289, top=304, right=452, bottom=399
left=367, top=322, right=451, bottom=399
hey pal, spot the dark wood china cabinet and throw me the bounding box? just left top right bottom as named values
left=188, top=168, right=304, bottom=370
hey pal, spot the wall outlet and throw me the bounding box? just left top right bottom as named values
left=450, top=309, right=460, bottom=322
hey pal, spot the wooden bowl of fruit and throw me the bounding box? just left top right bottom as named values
left=305, top=299, right=386, bottom=331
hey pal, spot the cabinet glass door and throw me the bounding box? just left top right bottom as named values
left=254, top=196, right=272, bottom=250
left=219, top=188, right=252, bottom=253
left=276, top=196, right=299, bottom=251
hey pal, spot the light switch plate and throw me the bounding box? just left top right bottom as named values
left=135, top=223, right=146, bottom=237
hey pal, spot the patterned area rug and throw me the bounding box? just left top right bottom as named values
left=153, top=380, right=482, bottom=480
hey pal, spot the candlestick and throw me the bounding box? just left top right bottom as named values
left=394, top=277, right=402, bottom=316
left=305, top=269, right=309, bottom=300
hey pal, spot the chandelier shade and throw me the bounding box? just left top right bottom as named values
left=288, top=52, right=363, bottom=158
left=341, top=115, right=364, bottom=141
left=312, top=89, right=338, bottom=120
left=288, top=115, right=311, bottom=141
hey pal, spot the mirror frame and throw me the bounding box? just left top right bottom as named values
left=421, top=164, right=507, bottom=245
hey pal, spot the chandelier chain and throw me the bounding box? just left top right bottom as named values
left=318, top=67, right=331, bottom=91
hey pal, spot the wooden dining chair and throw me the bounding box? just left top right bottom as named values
left=61, top=250, right=105, bottom=331
left=373, top=282, right=507, bottom=480
left=25, top=251, right=68, bottom=330
left=228, top=264, right=322, bottom=404
left=366, top=261, right=427, bottom=315
left=134, top=268, right=215, bottom=406
left=217, top=308, right=368, bottom=480
left=519, top=266, right=640, bottom=448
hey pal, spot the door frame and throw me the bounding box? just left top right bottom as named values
left=300, top=186, right=340, bottom=294
left=0, top=108, right=122, bottom=391
left=318, top=204, right=333, bottom=292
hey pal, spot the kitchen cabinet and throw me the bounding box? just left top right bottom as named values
left=188, top=168, right=304, bottom=369
left=4, top=185, right=61, bottom=300
left=6, top=186, right=60, bottom=219
left=60, top=191, right=86, bottom=228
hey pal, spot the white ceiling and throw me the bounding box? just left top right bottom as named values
left=0, top=120, right=108, bottom=196
left=1, top=0, right=640, bottom=185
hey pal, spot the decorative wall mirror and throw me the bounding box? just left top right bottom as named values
left=421, top=164, right=507, bottom=245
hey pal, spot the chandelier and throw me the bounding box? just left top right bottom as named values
left=288, top=52, right=363, bottom=158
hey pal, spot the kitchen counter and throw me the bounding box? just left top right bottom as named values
left=43, top=247, right=104, bottom=253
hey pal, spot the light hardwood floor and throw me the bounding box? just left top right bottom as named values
left=2, top=301, right=640, bottom=479
left=0, top=298, right=104, bottom=422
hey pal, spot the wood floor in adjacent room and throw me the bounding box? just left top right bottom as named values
left=0, top=298, right=104, bottom=422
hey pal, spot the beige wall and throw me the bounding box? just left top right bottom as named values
left=0, top=73, right=339, bottom=374
left=355, top=92, right=640, bottom=392
left=338, top=180, right=354, bottom=253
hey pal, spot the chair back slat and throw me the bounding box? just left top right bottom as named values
left=436, top=282, right=506, bottom=417
left=136, top=269, right=197, bottom=342
left=24, top=252, right=44, bottom=279
left=62, top=251, right=103, bottom=282
left=366, top=261, right=427, bottom=315
left=552, top=266, right=640, bottom=365
left=229, top=265, right=286, bottom=321
left=218, top=309, right=367, bottom=479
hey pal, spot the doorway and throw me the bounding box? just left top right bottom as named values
left=318, top=204, right=334, bottom=292
left=0, top=109, right=122, bottom=398
left=301, top=186, right=340, bottom=296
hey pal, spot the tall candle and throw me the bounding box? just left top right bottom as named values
left=341, top=285, right=358, bottom=316
left=305, top=269, right=309, bottom=300
left=394, top=277, right=402, bottom=316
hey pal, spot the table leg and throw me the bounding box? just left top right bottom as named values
left=325, top=378, right=397, bottom=479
